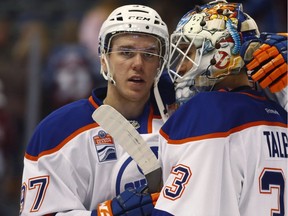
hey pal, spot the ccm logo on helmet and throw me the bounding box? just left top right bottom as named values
left=128, top=16, right=151, bottom=21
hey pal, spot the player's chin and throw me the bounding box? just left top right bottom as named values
left=127, top=89, right=150, bottom=102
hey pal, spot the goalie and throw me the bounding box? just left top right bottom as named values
left=153, top=1, right=287, bottom=215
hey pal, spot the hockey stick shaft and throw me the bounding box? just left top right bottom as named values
left=92, top=105, right=162, bottom=193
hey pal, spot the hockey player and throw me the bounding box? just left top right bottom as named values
left=19, top=5, right=170, bottom=215
left=152, top=1, right=288, bottom=215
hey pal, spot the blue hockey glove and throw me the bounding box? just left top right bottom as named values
left=94, top=184, right=159, bottom=216
left=243, top=32, right=287, bottom=93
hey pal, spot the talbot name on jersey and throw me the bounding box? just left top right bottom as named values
left=263, top=131, right=288, bottom=158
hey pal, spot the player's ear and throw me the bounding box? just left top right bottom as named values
left=101, top=55, right=108, bottom=73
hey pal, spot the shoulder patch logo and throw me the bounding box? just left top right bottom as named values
left=93, top=130, right=117, bottom=162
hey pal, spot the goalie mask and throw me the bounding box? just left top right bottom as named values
left=168, top=0, right=259, bottom=105
left=98, top=4, right=169, bottom=85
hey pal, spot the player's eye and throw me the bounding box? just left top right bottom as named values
left=120, top=50, right=134, bottom=58
left=143, top=52, right=157, bottom=59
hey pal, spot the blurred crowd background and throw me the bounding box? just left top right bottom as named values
left=0, top=0, right=286, bottom=214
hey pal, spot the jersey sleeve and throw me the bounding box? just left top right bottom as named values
left=20, top=101, right=97, bottom=215
left=21, top=153, right=93, bottom=216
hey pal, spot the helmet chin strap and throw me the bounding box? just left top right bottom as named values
left=108, top=75, right=116, bottom=86
left=102, top=55, right=116, bottom=86
left=153, top=67, right=169, bottom=122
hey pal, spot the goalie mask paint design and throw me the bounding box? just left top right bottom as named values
left=168, top=0, right=259, bottom=105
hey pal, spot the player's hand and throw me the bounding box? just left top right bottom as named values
left=245, top=32, right=288, bottom=93
left=96, top=184, right=159, bottom=216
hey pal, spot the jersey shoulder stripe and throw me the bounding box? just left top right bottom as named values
left=25, top=92, right=162, bottom=160
left=160, top=90, right=287, bottom=142
left=160, top=120, right=287, bottom=144
left=25, top=98, right=98, bottom=160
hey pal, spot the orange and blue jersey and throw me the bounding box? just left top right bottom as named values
left=20, top=87, right=163, bottom=216
left=154, top=88, right=287, bottom=216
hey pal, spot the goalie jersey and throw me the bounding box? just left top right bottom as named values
left=153, top=89, right=287, bottom=216
left=20, top=87, right=163, bottom=216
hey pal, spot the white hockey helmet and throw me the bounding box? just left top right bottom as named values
left=98, top=4, right=169, bottom=82
left=168, top=0, right=259, bottom=105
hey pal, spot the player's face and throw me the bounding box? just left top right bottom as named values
left=104, top=33, right=161, bottom=102
left=176, top=43, right=197, bottom=77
